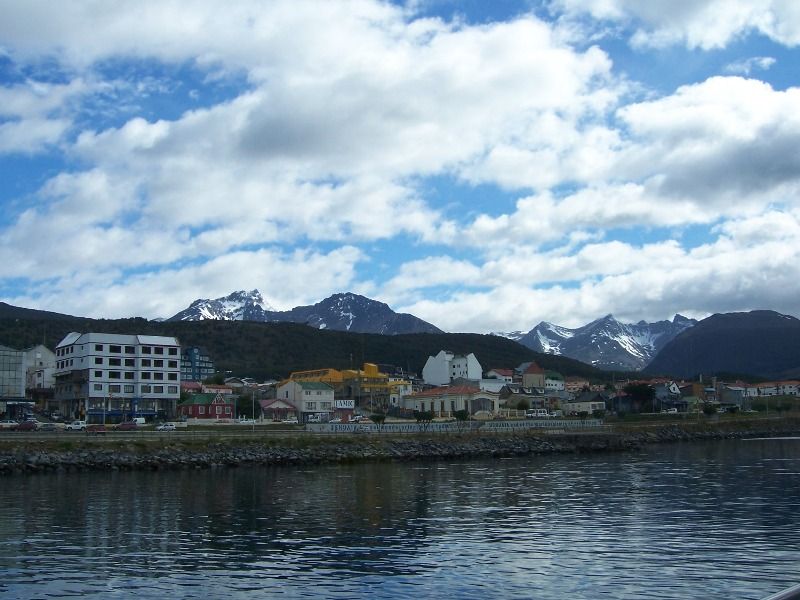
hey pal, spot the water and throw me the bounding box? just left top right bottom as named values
left=1, top=439, right=799, bottom=599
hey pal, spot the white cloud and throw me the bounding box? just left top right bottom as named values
left=551, top=0, right=800, bottom=49
left=724, top=56, right=777, bottom=75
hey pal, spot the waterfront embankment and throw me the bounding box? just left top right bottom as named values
left=1, top=418, right=799, bottom=475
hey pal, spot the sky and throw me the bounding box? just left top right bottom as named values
left=2, top=0, right=800, bottom=333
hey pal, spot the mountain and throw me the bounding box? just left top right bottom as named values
left=514, top=314, right=697, bottom=371
left=168, top=291, right=442, bottom=335
left=645, top=310, right=800, bottom=379
left=169, top=290, right=275, bottom=322
left=0, top=307, right=607, bottom=381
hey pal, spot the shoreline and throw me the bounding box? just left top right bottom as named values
left=2, top=419, right=799, bottom=476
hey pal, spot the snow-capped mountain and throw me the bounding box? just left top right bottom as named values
left=169, top=290, right=274, bottom=322
left=514, top=314, right=697, bottom=371
left=168, top=291, right=442, bottom=335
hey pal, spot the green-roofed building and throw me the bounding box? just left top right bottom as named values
left=178, top=392, right=234, bottom=420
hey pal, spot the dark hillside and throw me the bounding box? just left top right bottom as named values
left=645, top=310, right=800, bottom=379
left=0, top=311, right=609, bottom=381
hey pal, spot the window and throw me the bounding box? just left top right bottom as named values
left=124, top=359, right=135, bottom=367
left=321, top=402, right=331, bottom=409
left=124, top=346, right=135, bottom=354
left=141, top=385, right=151, bottom=393
left=225, top=406, right=231, bottom=414
left=168, top=348, right=178, bottom=356
left=124, top=372, right=134, bottom=380
left=154, top=386, right=164, bottom=393
left=109, top=371, right=121, bottom=379
left=305, top=402, right=317, bottom=410
left=109, top=384, right=121, bottom=393
left=109, top=345, right=121, bottom=353
left=154, top=372, right=164, bottom=380
left=155, top=347, right=164, bottom=355
left=124, top=385, right=134, bottom=393
left=168, top=386, right=178, bottom=394
left=95, top=344, right=103, bottom=351
left=141, top=359, right=151, bottom=367
left=95, top=357, right=103, bottom=365
left=142, top=372, right=151, bottom=380
left=216, top=406, right=222, bottom=414
left=142, top=346, right=151, bottom=354
left=199, top=406, right=205, bottom=415
left=94, top=370, right=102, bottom=378
left=93, top=383, right=103, bottom=391
left=168, top=360, right=178, bottom=368
left=154, top=359, right=163, bottom=367
left=109, top=358, right=121, bottom=366
left=168, top=373, right=177, bottom=381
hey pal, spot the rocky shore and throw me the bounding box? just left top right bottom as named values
left=1, top=419, right=798, bottom=476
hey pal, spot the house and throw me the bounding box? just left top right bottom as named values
left=486, top=368, right=514, bottom=383
left=53, top=332, right=181, bottom=422
left=422, top=350, right=483, bottom=386
left=402, top=385, right=499, bottom=416
left=260, top=398, right=298, bottom=421
left=178, top=392, right=234, bottom=419
left=521, top=362, right=545, bottom=389
left=276, top=380, right=335, bottom=422
left=563, top=392, right=608, bottom=416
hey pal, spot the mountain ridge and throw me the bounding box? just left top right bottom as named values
left=168, top=290, right=443, bottom=335
left=498, top=314, right=697, bottom=371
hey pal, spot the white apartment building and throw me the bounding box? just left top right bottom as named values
left=54, top=332, right=181, bottom=422
left=422, top=350, right=483, bottom=386
left=276, top=380, right=335, bottom=422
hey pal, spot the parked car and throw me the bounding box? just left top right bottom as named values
left=329, top=417, right=342, bottom=423
left=526, top=409, right=550, bottom=419
left=661, top=408, right=678, bottom=414
left=350, top=415, right=364, bottom=423
left=65, top=420, right=87, bottom=431
left=156, top=422, right=176, bottom=432
left=38, top=422, right=59, bottom=432
left=282, top=416, right=299, bottom=424
left=86, top=424, right=107, bottom=435
left=0, top=419, right=19, bottom=430
left=14, top=420, right=40, bottom=431
left=307, top=414, right=322, bottom=423
left=114, top=421, right=139, bottom=431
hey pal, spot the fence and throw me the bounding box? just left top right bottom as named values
left=307, top=418, right=604, bottom=435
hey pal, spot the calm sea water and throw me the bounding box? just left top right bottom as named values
left=1, top=439, right=799, bottom=599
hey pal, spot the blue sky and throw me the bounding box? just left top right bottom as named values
left=2, top=0, right=800, bottom=332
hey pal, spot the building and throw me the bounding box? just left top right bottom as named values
left=522, top=362, right=545, bottom=389
left=422, top=350, right=482, bottom=386
left=0, top=344, right=27, bottom=418
left=403, top=385, right=500, bottom=416
left=486, top=368, right=514, bottom=383
left=178, top=392, right=234, bottom=419
left=181, top=346, right=215, bottom=382
left=276, top=380, right=335, bottom=422
left=54, top=332, right=181, bottom=423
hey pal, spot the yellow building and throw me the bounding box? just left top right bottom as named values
left=289, top=368, right=344, bottom=387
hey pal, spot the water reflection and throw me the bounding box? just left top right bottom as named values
left=0, top=439, right=799, bottom=599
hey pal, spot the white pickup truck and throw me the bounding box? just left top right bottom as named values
left=65, top=420, right=87, bottom=431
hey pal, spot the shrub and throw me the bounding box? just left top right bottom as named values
left=702, top=404, right=717, bottom=415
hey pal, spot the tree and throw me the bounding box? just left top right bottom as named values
left=623, top=383, right=655, bottom=413
left=454, top=409, right=470, bottom=433
left=370, top=412, right=386, bottom=430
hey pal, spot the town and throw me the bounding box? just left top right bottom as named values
left=0, top=330, right=796, bottom=431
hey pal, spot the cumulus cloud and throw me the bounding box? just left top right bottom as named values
left=724, top=56, right=777, bottom=75
left=551, top=0, right=800, bottom=49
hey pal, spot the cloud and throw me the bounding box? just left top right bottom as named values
left=724, top=56, right=777, bottom=75
left=551, top=0, right=800, bottom=49
left=401, top=209, right=800, bottom=332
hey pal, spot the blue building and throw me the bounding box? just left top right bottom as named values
left=181, top=346, right=215, bottom=382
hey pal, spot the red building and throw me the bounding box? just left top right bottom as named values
left=177, top=392, right=234, bottom=419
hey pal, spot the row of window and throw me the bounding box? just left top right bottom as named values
left=56, top=345, right=179, bottom=357
left=93, top=370, right=178, bottom=381
left=91, top=383, right=179, bottom=395
left=57, top=357, right=184, bottom=370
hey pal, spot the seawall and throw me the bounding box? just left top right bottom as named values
left=1, top=419, right=798, bottom=475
